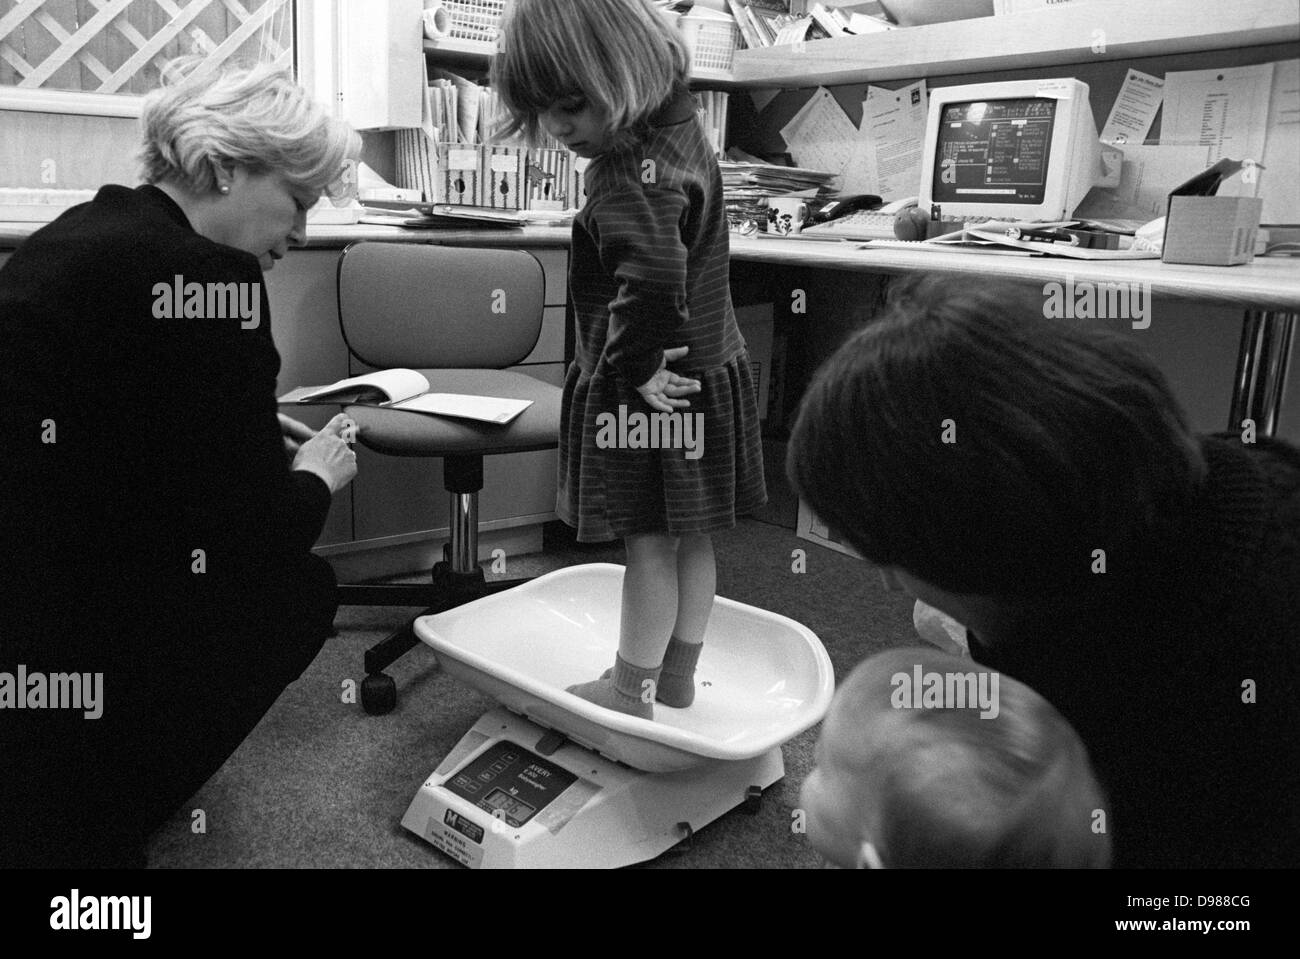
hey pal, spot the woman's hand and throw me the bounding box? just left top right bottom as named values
left=291, top=413, right=358, bottom=494
left=636, top=346, right=702, bottom=413
left=278, top=413, right=318, bottom=457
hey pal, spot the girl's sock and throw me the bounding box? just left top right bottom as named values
left=655, top=636, right=703, bottom=707
left=567, top=653, right=661, bottom=720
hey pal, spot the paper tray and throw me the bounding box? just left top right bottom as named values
left=413, top=563, right=835, bottom=772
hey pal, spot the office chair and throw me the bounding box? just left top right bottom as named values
left=335, top=242, right=563, bottom=714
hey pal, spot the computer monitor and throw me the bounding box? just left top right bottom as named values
left=919, top=78, right=1102, bottom=222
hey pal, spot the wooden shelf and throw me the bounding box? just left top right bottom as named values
left=424, top=37, right=494, bottom=57
left=732, top=0, right=1300, bottom=88
left=422, top=38, right=740, bottom=86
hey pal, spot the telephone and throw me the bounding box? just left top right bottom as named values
left=798, top=196, right=923, bottom=241
left=811, top=194, right=882, bottom=224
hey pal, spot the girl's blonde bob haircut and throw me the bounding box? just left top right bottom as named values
left=491, top=0, right=691, bottom=147
left=139, top=56, right=360, bottom=197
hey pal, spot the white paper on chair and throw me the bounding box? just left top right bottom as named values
left=388, top=393, right=533, bottom=424
left=283, top=368, right=430, bottom=405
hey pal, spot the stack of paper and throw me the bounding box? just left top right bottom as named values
left=720, top=155, right=838, bottom=229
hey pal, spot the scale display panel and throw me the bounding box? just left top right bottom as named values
left=443, top=740, right=577, bottom=829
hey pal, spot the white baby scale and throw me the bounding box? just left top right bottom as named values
left=401, top=563, right=834, bottom=868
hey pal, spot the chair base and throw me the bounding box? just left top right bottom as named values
left=339, top=562, right=534, bottom=715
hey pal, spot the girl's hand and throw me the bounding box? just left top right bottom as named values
left=637, top=346, right=701, bottom=413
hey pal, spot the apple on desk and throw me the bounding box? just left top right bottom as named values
left=894, top=205, right=931, bottom=240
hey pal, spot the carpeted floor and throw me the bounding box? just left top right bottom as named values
left=146, top=452, right=921, bottom=869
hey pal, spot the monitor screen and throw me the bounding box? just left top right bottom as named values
left=931, top=98, right=1057, bottom=207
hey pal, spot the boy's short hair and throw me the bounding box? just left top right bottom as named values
left=492, top=0, right=690, bottom=147
left=838, top=648, right=1111, bottom=868
left=786, top=274, right=1206, bottom=600
left=139, top=55, right=359, bottom=197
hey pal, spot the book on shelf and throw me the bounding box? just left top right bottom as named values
left=279, top=370, right=534, bottom=425
left=727, top=0, right=765, bottom=47
left=808, top=3, right=849, bottom=37
left=693, top=90, right=731, bottom=159
left=844, top=11, right=894, bottom=33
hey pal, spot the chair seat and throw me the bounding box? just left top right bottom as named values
left=345, top=369, right=561, bottom=457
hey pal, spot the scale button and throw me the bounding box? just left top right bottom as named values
left=462, top=782, right=479, bottom=793
left=478, top=771, right=494, bottom=782
left=502, top=751, right=519, bottom=762
left=490, top=761, right=506, bottom=773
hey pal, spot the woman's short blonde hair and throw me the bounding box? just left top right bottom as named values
left=139, top=56, right=360, bottom=197
left=491, top=0, right=691, bottom=148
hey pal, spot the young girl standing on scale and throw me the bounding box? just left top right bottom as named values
left=493, top=0, right=767, bottom=719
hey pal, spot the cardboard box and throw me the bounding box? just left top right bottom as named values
left=1163, top=196, right=1263, bottom=266
left=796, top=500, right=865, bottom=559
left=735, top=303, right=773, bottom=419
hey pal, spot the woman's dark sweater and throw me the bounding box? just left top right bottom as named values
left=0, top=185, right=335, bottom=864
left=968, top=434, right=1300, bottom=868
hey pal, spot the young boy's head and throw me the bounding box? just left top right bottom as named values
left=801, top=648, right=1111, bottom=868
left=491, top=0, right=690, bottom=151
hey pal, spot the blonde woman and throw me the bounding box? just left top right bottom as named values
left=0, top=57, right=359, bottom=867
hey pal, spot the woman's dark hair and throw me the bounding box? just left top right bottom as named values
left=786, top=274, right=1206, bottom=600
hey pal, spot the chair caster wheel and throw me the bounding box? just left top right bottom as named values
left=743, top=785, right=763, bottom=815
left=361, top=673, right=397, bottom=715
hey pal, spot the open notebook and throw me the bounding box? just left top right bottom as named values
left=279, top=369, right=532, bottom=425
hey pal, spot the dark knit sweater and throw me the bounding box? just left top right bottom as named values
left=0, top=185, right=336, bottom=863
left=1, top=184, right=331, bottom=629
left=968, top=433, right=1300, bottom=868
left=570, top=81, right=744, bottom=386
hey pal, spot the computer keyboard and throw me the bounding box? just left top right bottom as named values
left=799, top=210, right=900, bottom=240
left=798, top=211, right=997, bottom=241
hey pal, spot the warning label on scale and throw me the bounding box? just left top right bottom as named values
left=427, top=812, right=485, bottom=868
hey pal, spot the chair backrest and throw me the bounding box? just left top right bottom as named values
left=336, top=242, right=546, bottom=370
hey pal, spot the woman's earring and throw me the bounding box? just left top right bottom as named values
left=219, top=185, right=230, bottom=195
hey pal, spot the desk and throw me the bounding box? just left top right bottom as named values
left=2, top=221, right=1296, bottom=434
left=731, top=237, right=1300, bottom=437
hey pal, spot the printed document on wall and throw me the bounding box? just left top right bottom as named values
left=1100, top=69, right=1164, bottom=146
left=779, top=88, right=858, bottom=190
left=847, top=80, right=927, bottom=201
left=1260, top=59, right=1299, bottom=223
left=1162, top=63, right=1274, bottom=198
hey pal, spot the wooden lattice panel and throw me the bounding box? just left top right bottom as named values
left=0, top=0, right=292, bottom=96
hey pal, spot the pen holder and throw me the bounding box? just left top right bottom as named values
left=1162, top=196, right=1263, bottom=266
